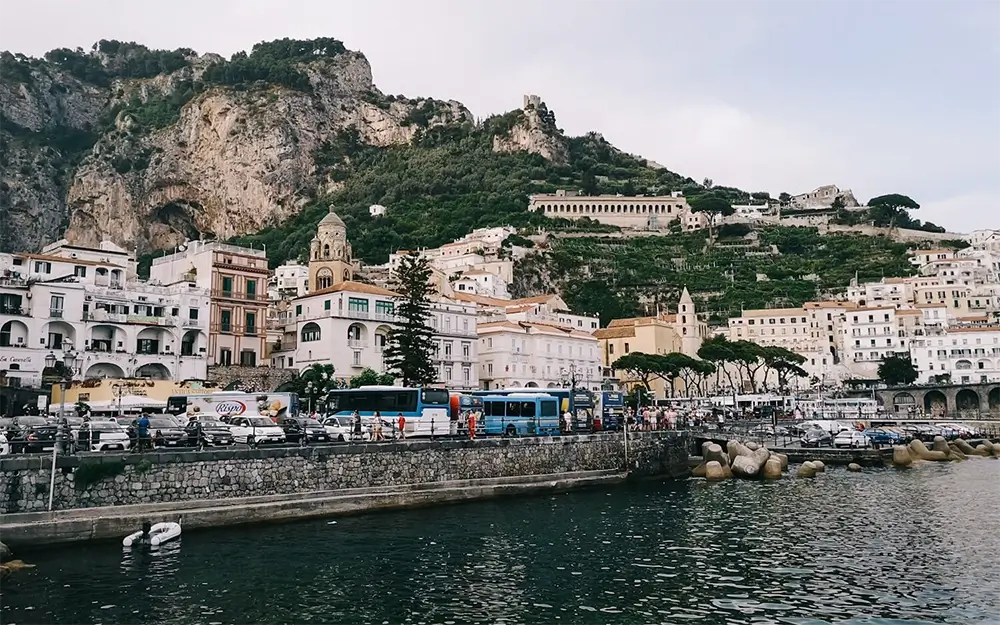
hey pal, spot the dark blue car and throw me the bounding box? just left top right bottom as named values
left=864, top=429, right=904, bottom=446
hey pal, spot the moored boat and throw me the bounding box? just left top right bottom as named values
left=122, top=522, right=181, bottom=548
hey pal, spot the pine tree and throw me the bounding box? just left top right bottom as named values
left=383, top=253, right=437, bottom=387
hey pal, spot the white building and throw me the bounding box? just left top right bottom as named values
left=269, top=282, right=479, bottom=390
left=369, top=204, right=387, bottom=218
left=269, top=261, right=309, bottom=299
left=840, top=306, right=918, bottom=379
left=910, top=324, right=1000, bottom=384
left=1, top=243, right=210, bottom=387
left=477, top=320, right=601, bottom=391
left=529, top=189, right=697, bottom=231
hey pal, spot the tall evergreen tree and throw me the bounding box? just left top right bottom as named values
left=383, top=253, right=437, bottom=386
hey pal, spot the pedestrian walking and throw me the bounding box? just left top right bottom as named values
left=397, top=413, right=406, bottom=439
left=352, top=410, right=362, bottom=441
left=467, top=411, right=476, bottom=439
left=373, top=411, right=385, bottom=441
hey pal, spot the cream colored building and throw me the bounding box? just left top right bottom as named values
left=477, top=320, right=601, bottom=391
left=150, top=241, right=270, bottom=368
left=595, top=288, right=708, bottom=397
left=529, top=189, right=698, bottom=231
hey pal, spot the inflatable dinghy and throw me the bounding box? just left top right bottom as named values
left=123, top=522, right=182, bottom=547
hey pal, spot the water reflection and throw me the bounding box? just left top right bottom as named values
left=2, top=461, right=998, bottom=625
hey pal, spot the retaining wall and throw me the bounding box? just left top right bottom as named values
left=0, top=431, right=690, bottom=514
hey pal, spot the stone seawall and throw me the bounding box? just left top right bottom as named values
left=0, top=431, right=689, bottom=514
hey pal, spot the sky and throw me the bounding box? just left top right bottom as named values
left=2, top=0, right=998, bottom=232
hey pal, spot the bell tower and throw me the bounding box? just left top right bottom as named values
left=308, top=205, right=354, bottom=292
left=678, top=286, right=700, bottom=357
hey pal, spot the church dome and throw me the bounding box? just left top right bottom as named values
left=319, top=205, right=345, bottom=229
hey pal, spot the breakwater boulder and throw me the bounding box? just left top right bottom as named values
left=696, top=439, right=788, bottom=482
left=797, top=461, right=819, bottom=478
left=909, top=439, right=949, bottom=461
left=810, top=460, right=826, bottom=473
left=892, top=445, right=913, bottom=467
left=847, top=463, right=862, bottom=472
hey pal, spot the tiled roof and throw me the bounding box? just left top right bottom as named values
left=299, top=281, right=398, bottom=298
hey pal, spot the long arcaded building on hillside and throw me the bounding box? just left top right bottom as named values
left=529, top=190, right=706, bottom=231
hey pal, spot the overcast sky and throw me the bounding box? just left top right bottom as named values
left=3, top=0, right=998, bottom=232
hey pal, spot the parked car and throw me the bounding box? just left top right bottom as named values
left=800, top=427, right=833, bottom=448
left=0, top=432, right=8, bottom=455
left=227, top=416, right=286, bottom=445
left=75, top=420, right=131, bottom=452
left=137, top=416, right=190, bottom=448
left=865, top=428, right=905, bottom=446
left=277, top=417, right=331, bottom=443
left=320, top=416, right=354, bottom=441
left=185, top=416, right=234, bottom=446
left=834, top=429, right=870, bottom=449
left=936, top=422, right=979, bottom=438
left=4, top=416, right=57, bottom=453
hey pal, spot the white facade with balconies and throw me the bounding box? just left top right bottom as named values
left=268, top=281, right=479, bottom=390
left=1, top=244, right=210, bottom=388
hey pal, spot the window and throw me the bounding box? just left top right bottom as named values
left=375, top=300, right=394, bottom=316
left=462, top=342, right=470, bottom=358
left=624, top=343, right=630, bottom=353
left=137, top=339, right=159, bottom=354
left=353, top=351, right=362, bottom=366
left=301, top=323, right=321, bottom=342
left=189, top=308, right=199, bottom=320
left=295, top=304, right=302, bottom=316
left=324, top=299, right=331, bottom=311
left=463, top=367, right=470, bottom=382
left=34, top=261, right=51, bottom=273
left=609, top=344, right=614, bottom=355
left=445, top=367, right=453, bottom=380
left=220, top=310, right=232, bottom=333
left=219, top=348, right=233, bottom=366
left=48, top=294, right=65, bottom=315
left=348, top=298, right=369, bottom=313
left=444, top=342, right=452, bottom=357
left=245, top=312, right=257, bottom=336
left=221, top=276, right=234, bottom=296
left=246, top=280, right=257, bottom=299
left=74, top=266, right=86, bottom=278
left=240, top=350, right=257, bottom=366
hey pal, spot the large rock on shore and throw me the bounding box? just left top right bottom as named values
left=797, top=462, right=818, bottom=478
left=0, top=542, right=10, bottom=562
left=732, top=455, right=762, bottom=478
left=953, top=439, right=986, bottom=456
left=705, top=461, right=729, bottom=481
left=772, top=452, right=789, bottom=471
left=947, top=444, right=967, bottom=460
left=704, top=443, right=729, bottom=466
left=847, top=463, right=862, bottom=472
left=692, top=462, right=708, bottom=478
left=762, top=457, right=783, bottom=480
left=910, top=439, right=949, bottom=461
left=810, top=460, right=826, bottom=473
left=931, top=436, right=951, bottom=454
left=892, top=445, right=913, bottom=467
left=727, top=440, right=754, bottom=464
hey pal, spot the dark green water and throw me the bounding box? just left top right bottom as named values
left=2, top=461, right=999, bottom=625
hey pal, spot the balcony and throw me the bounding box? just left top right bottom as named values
left=0, top=306, right=28, bottom=316
left=183, top=317, right=204, bottom=328
left=49, top=308, right=64, bottom=318
left=211, top=289, right=268, bottom=303
left=347, top=339, right=368, bottom=349
left=346, top=309, right=370, bottom=321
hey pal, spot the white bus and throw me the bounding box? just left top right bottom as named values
left=324, top=386, right=451, bottom=437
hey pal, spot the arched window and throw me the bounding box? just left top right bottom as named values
left=301, top=323, right=321, bottom=342
left=323, top=243, right=331, bottom=259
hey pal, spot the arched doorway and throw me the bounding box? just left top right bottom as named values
left=135, top=363, right=171, bottom=380
left=892, top=392, right=915, bottom=415
left=347, top=323, right=367, bottom=347
left=0, top=319, right=29, bottom=347
left=988, top=387, right=1000, bottom=410
left=85, top=363, right=126, bottom=378
left=525, top=381, right=539, bottom=388
left=923, top=390, right=946, bottom=415
left=181, top=330, right=207, bottom=356
left=43, top=320, right=77, bottom=350
left=955, top=389, right=980, bottom=413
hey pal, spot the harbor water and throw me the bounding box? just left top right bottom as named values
left=2, top=461, right=998, bottom=625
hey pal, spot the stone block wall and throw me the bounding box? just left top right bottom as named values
left=0, top=431, right=689, bottom=513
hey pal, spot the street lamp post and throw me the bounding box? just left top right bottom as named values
left=46, top=351, right=77, bottom=512
left=111, top=382, right=129, bottom=421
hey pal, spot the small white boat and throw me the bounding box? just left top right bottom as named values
left=122, top=522, right=182, bottom=548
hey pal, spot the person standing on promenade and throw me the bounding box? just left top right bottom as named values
left=397, top=413, right=406, bottom=439
left=352, top=410, right=362, bottom=441
left=373, top=411, right=385, bottom=441
left=137, top=412, right=151, bottom=451
left=467, top=411, right=476, bottom=439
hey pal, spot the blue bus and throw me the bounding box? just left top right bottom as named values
left=480, top=393, right=561, bottom=437
left=471, top=388, right=595, bottom=433
left=324, top=386, right=451, bottom=437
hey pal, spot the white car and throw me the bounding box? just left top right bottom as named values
left=0, top=433, right=8, bottom=455
left=226, top=416, right=286, bottom=445
left=321, top=416, right=358, bottom=441
left=834, top=429, right=869, bottom=449
left=76, top=420, right=131, bottom=452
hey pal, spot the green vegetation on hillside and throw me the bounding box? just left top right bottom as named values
left=514, top=226, right=916, bottom=326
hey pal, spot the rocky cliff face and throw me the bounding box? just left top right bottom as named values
left=492, top=95, right=568, bottom=164
left=0, top=41, right=476, bottom=254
